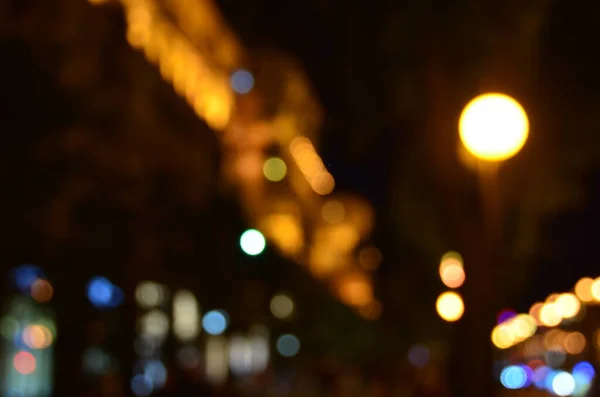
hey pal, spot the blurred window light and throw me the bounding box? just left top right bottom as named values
left=229, top=335, right=253, bottom=376
left=83, top=347, right=112, bottom=375
left=230, top=69, right=254, bottom=94
left=276, top=334, right=300, bottom=357
left=135, top=282, right=166, bottom=309
left=30, top=279, right=54, bottom=303
left=13, top=351, right=36, bottom=375
left=575, top=277, right=594, bottom=303
left=203, top=310, right=228, bottom=336
left=206, top=336, right=228, bottom=385
left=270, top=294, right=294, bottom=320
left=358, top=246, right=382, bottom=271
left=131, top=374, right=154, bottom=397
left=87, top=277, right=124, bottom=309
left=140, top=310, right=170, bottom=340
left=173, top=290, right=200, bottom=342
left=552, top=371, right=576, bottom=396
left=240, top=229, right=266, bottom=256
left=12, top=265, right=44, bottom=293
left=436, top=292, right=464, bottom=322
left=321, top=200, right=346, bottom=224
left=407, top=344, right=430, bottom=368
left=500, top=365, right=528, bottom=389
left=263, top=157, right=287, bottom=182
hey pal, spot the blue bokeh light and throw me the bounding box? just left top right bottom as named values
left=131, top=374, right=153, bottom=397
left=276, top=334, right=301, bottom=357
left=87, top=277, right=124, bottom=309
left=500, top=365, right=528, bottom=389
left=407, top=344, right=430, bottom=368
left=532, top=365, right=552, bottom=389
left=573, top=361, right=595, bottom=383
left=12, top=264, right=43, bottom=293
left=144, top=360, right=167, bottom=389
left=230, top=69, right=254, bottom=94
left=202, top=310, right=228, bottom=336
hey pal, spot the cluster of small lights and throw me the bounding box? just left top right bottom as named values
left=492, top=314, right=538, bottom=349
left=498, top=362, right=594, bottom=396
left=436, top=252, right=465, bottom=322
left=289, top=137, right=335, bottom=195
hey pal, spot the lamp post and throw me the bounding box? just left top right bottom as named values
left=451, top=92, right=529, bottom=397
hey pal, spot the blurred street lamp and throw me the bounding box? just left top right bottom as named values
left=459, top=93, right=529, bottom=162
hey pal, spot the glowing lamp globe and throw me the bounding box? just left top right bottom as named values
left=459, top=93, right=529, bottom=162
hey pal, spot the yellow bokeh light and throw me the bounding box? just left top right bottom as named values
left=539, top=303, right=562, bottom=327
left=440, top=263, right=465, bottom=289
left=436, top=292, right=464, bottom=322
left=338, top=273, right=373, bottom=307
left=492, top=324, right=515, bottom=349
left=23, top=325, right=53, bottom=350
left=512, top=314, right=537, bottom=339
left=263, top=157, right=287, bottom=182
left=591, top=278, right=600, bottom=301
left=575, top=277, right=594, bottom=303
left=311, top=172, right=335, bottom=195
left=459, top=93, right=529, bottom=162
left=270, top=294, right=295, bottom=320
left=260, top=214, right=304, bottom=256
left=555, top=293, right=581, bottom=319
left=544, top=329, right=566, bottom=350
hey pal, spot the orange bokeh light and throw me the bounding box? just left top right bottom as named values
left=31, top=279, right=54, bottom=303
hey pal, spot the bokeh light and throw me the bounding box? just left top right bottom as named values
left=143, top=360, right=167, bottom=389
left=440, top=263, right=465, bottom=289
left=321, top=200, right=346, bottom=224
left=497, top=309, right=517, bottom=324
left=135, top=282, right=166, bottom=309
left=540, top=303, right=562, bottom=327
left=564, top=332, right=586, bottom=355
left=131, top=374, right=153, bottom=397
left=263, top=157, right=287, bottom=182
left=500, top=365, right=528, bottom=389
left=230, top=69, right=254, bottom=94
left=23, top=325, right=53, bottom=349
left=572, top=361, right=595, bottom=383
left=13, top=351, right=36, bottom=375
left=30, top=279, right=54, bottom=303
left=203, top=310, right=228, bottom=336
left=83, top=347, right=112, bottom=375
left=12, top=265, right=43, bottom=293
left=407, top=344, right=430, bottom=368
left=575, top=277, right=594, bottom=303
left=276, top=334, right=300, bottom=357
left=240, top=229, right=266, bottom=256
left=552, top=371, right=576, bottom=396
left=270, top=294, right=294, bottom=320
left=555, top=293, right=581, bottom=319
left=436, top=291, right=464, bottom=322
left=173, top=290, right=200, bottom=342
left=459, top=93, right=529, bottom=161
left=591, top=277, right=600, bottom=301
left=87, top=276, right=124, bottom=309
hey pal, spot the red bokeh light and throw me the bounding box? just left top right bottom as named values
left=13, top=351, right=36, bottom=375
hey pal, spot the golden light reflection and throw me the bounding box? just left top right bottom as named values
left=338, top=273, right=373, bottom=307
left=544, top=329, right=566, bottom=350
left=529, top=302, right=544, bottom=326
left=289, top=137, right=335, bottom=195
left=575, top=277, right=594, bottom=303
left=436, top=292, right=464, bottom=322
left=260, top=214, right=304, bottom=256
